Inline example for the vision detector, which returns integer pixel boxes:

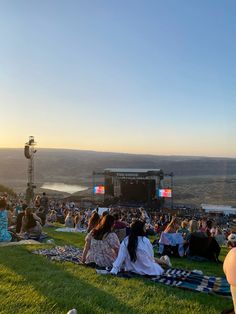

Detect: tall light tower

[24,136,37,205]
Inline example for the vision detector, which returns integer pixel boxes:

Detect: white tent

[201,204,236,215]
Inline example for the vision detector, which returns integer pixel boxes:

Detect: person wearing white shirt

[111,220,170,276]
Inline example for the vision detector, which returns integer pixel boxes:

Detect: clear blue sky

[1,0,236,156]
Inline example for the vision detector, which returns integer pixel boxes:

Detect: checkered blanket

[32,245,83,264]
[32,245,230,297]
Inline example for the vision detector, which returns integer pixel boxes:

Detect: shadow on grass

[0,246,137,314]
[0,244,232,314]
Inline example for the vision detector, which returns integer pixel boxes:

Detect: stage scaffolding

[92,168,174,208]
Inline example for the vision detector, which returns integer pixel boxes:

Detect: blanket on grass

[32,245,230,297]
[33,245,83,264]
[151,268,230,297]
[55,227,87,233]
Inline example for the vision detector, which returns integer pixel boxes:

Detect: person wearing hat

[223,232,236,314]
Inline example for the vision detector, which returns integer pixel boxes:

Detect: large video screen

[94,186,105,194]
[158,188,172,198]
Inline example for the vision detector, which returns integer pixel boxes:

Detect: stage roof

[104,168,163,176]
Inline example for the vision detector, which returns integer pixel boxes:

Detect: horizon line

[0,146,235,159]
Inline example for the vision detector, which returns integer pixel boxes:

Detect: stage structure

[92,168,174,208]
[24,136,37,205]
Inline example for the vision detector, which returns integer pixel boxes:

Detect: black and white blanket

[32,245,231,297]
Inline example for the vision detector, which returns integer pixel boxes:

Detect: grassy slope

[0,229,233,314]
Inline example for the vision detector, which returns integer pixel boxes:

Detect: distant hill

[1,148,236,191]
[0,183,16,196]
[2,148,236,206]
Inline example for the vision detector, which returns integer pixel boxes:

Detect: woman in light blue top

[0,198,12,242]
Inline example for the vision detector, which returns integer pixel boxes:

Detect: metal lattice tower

[24,136,37,205]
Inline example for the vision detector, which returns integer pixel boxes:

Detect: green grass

[0,228,233,314]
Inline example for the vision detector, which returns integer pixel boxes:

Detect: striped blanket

[32,246,230,297]
[151,268,231,297]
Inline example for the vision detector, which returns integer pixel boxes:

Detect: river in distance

[41,182,88,194]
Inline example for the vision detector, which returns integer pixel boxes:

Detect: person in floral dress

[82,214,120,267]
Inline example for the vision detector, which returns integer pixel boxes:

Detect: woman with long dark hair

[82,214,120,267]
[111,220,167,275]
[21,208,42,239]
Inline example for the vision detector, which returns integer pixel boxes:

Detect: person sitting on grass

[74,212,82,229]
[214,227,226,246]
[65,210,74,228]
[82,214,120,268]
[113,212,128,242]
[0,198,12,242]
[87,211,100,233]
[35,206,47,226]
[187,219,221,262]
[21,208,42,240]
[164,217,179,233]
[177,220,190,240]
[205,220,213,237]
[199,217,207,232]
[110,220,171,276]
[46,209,57,224]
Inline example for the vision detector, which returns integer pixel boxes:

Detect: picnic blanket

[55,227,87,233]
[0,240,41,247]
[33,245,83,264]
[32,245,230,297]
[151,268,231,297]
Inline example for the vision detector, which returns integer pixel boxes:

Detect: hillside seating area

[1,195,236,313]
[0,226,234,314]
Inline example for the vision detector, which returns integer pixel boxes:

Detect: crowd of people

[0,193,235,257]
[0,192,236,313]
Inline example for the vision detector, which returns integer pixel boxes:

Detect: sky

[1,0,236,157]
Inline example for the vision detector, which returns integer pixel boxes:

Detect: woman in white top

[111,220,166,276]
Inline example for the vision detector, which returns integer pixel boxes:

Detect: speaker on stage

[24,145,31,159]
